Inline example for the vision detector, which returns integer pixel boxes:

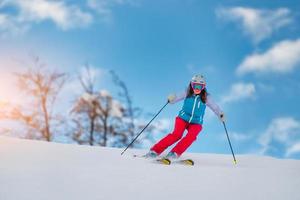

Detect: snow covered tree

[109,70,168,148]
[71,66,168,148]
[71,90,125,146]
[70,65,125,146]
[109,71,136,145]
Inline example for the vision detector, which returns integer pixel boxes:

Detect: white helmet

[191,74,206,85]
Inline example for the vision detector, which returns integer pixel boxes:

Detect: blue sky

[0,0,300,159]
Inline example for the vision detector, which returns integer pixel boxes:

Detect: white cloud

[0,0,138,35]
[0,13,29,36]
[220,131,252,142]
[237,39,300,75]
[258,117,300,156]
[0,0,93,35]
[216,7,292,44]
[87,0,137,22]
[257,82,275,93]
[221,82,256,104]
[286,142,300,157]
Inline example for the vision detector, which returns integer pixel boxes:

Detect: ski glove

[219,112,226,122]
[167,94,177,103]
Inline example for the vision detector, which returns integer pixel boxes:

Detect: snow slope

[0,136,300,200]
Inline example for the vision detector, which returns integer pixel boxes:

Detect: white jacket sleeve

[206,95,223,116]
[169,91,187,104]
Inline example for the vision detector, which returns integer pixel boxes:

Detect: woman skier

[145,74,225,160]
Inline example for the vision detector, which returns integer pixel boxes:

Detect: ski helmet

[191,74,206,85]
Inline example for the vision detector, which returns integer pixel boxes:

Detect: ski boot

[144,150,158,158]
[157,152,179,165]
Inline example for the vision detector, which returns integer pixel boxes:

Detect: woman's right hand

[167,94,177,103]
[219,112,226,122]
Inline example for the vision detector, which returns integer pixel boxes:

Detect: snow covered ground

[0,136,300,200]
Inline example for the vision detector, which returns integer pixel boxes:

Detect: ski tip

[184,159,194,166]
[157,158,171,165]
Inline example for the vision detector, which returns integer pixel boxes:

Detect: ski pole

[222,121,237,164]
[121,101,169,155]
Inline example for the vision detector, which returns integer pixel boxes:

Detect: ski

[156,158,171,165]
[133,154,194,166]
[174,159,194,166]
[133,154,159,160]
[156,158,194,166]
[133,154,145,158]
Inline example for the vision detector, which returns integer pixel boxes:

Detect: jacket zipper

[189,96,199,123]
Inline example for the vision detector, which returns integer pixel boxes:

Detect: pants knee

[169,131,183,140]
[185,131,200,142]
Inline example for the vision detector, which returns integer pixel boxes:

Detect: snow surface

[0,136,300,200]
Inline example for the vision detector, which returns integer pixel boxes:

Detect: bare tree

[73,64,98,145]
[71,65,125,146]
[109,70,166,148]
[109,70,142,147]
[71,67,168,148]
[7,56,67,141]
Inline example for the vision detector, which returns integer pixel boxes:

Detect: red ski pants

[151,117,202,156]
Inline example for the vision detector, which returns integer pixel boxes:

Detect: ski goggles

[191,82,205,90]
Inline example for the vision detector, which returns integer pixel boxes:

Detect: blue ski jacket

[170,91,223,125]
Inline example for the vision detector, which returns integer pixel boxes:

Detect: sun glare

[0,73,23,106]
